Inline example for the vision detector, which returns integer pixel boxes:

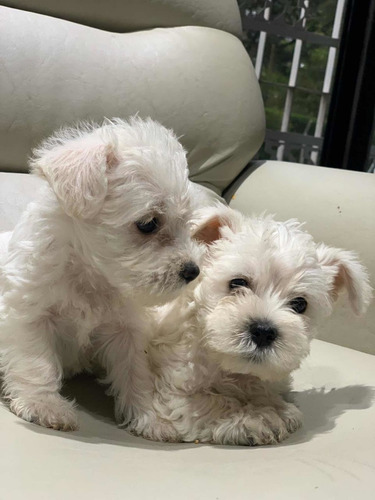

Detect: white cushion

[0,7,263,190]
[230,161,375,355]
[1,339,374,499]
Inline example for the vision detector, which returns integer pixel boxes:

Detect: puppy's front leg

[177,391,301,446]
[213,374,303,440]
[1,318,78,431]
[209,400,301,446]
[95,309,156,428]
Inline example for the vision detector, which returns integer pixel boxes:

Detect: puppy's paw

[245,422,281,446]
[246,408,289,445]
[127,412,180,443]
[212,409,285,446]
[10,393,78,431]
[277,401,303,434]
[249,402,302,445]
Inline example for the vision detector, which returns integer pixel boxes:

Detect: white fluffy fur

[0,117,203,431]
[131,205,372,445]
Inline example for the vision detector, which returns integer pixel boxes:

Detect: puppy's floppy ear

[317,244,372,315]
[192,205,243,245]
[31,126,118,219]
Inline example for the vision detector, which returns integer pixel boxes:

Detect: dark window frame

[320,0,375,171]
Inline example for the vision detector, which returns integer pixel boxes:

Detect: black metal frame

[320,0,375,171]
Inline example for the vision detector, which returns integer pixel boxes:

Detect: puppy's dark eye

[136,217,159,234]
[289,297,307,314]
[229,278,250,290]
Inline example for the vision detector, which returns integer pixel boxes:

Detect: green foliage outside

[239,0,338,149]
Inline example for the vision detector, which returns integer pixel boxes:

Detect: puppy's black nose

[249,321,278,348]
[180,261,200,283]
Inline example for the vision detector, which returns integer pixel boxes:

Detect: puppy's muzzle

[249,320,278,348]
[180,261,200,284]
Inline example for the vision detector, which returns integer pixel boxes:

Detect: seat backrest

[0,0,265,194]
[0,0,243,36]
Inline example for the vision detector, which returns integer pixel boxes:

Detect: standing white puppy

[0,117,201,431]
[135,206,372,445]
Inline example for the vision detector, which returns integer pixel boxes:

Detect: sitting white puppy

[0,117,202,431]
[135,206,372,445]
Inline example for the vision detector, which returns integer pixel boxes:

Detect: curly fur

[0,117,203,431]
[130,206,372,445]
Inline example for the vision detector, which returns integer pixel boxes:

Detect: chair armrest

[229,160,375,354]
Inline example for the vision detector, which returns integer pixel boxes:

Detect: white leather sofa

[0,1,374,498]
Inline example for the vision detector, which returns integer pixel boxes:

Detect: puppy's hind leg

[1,318,78,431]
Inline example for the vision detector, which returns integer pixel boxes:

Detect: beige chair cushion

[0,0,242,36]
[0,339,374,499]
[0,7,264,192]
[0,173,43,232]
[230,161,375,355]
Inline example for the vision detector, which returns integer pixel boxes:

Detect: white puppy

[0,117,202,431]
[134,206,372,445]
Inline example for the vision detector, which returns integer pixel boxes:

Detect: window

[238,0,375,172]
